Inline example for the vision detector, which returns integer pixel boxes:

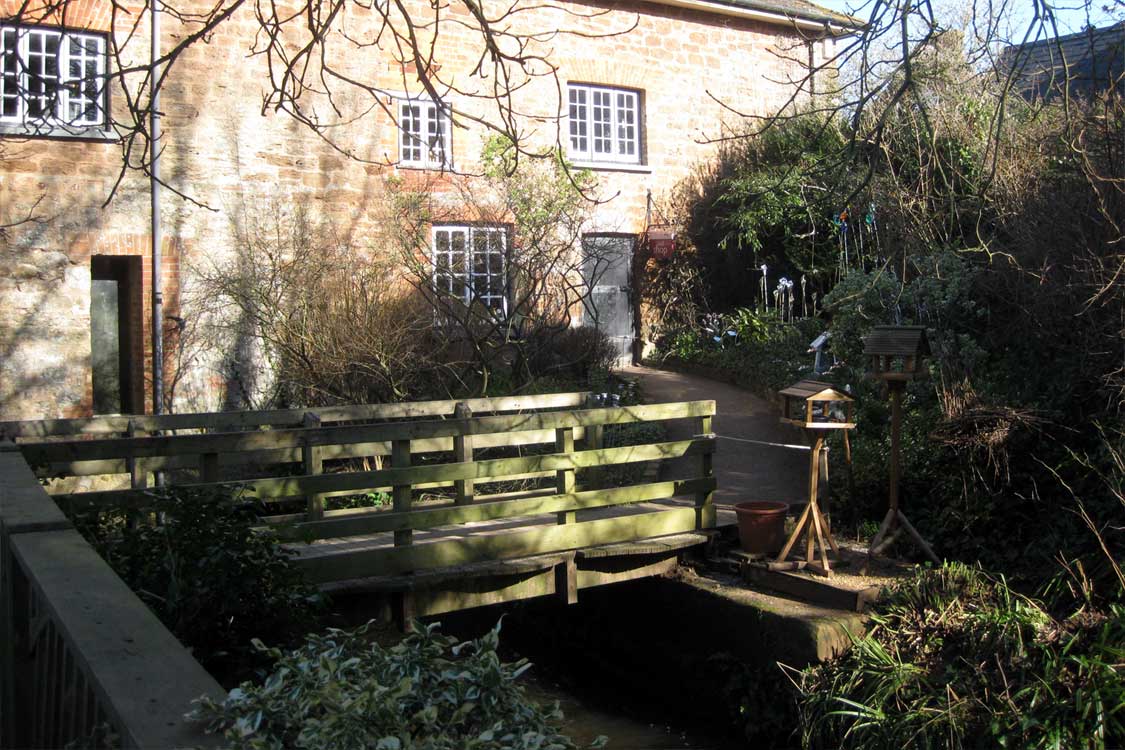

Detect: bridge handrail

[57,436,715,512]
[27,398,718,591]
[25,401,711,481]
[0,391,592,441]
[0,443,222,748]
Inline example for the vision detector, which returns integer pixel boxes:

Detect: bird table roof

[778,380,853,402]
[863,325,931,357]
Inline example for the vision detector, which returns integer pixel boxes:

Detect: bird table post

[774,380,855,577]
[863,326,940,566]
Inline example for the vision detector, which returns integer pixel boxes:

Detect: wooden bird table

[774,431,839,577]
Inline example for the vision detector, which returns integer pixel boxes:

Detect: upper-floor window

[567,83,642,165]
[399,98,451,169]
[0,25,108,136]
[431,224,508,314]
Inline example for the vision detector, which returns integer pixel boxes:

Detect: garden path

[620,365,810,510]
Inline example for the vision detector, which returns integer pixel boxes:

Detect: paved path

[620,366,810,509]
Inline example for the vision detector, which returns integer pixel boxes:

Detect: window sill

[396,162,455,173]
[569,160,651,174]
[0,122,117,142]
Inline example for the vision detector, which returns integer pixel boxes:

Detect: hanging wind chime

[866,202,881,267]
[760,264,769,313]
[835,208,850,279]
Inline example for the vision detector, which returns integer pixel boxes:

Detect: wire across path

[621,366,811,509]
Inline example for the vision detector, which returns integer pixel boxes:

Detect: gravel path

[620,365,811,509]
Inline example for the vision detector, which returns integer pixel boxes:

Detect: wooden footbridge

[6,391,718,622]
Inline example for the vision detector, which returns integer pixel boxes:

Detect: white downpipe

[150,0,163,416]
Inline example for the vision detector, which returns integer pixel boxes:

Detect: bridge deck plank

[288,498,698,560]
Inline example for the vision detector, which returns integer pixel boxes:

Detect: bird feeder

[774,380,855,577]
[779,380,855,430]
[862,325,940,566]
[864,325,930,381]
[644,228,676,261]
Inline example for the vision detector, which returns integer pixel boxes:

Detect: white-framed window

[398,98,451,169]
[0,25,108,135]
[431,224,508,314]
[567,83,641,165]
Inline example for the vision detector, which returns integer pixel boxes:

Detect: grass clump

[798,563,1125,749]
[191,620,605,750]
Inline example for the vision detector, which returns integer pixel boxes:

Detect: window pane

[27,30,62,120]
[568,87,587,155]
[486,248,504,301]
[401,103,421,163]
[1,29,18,120]
[592,89,611,155]
[616,92,636,157]
[432,226,507,311]
[401,99,449,167]
[566,84,641,164]
[0,26,106,128]
[426,104,448,166]
[434,230,452,294]
[450,230,466,299]
[67,34,104,125]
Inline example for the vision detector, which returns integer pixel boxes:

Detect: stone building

[0,0,854,420]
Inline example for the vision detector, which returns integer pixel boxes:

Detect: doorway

[90,256,142,414]
[582,233,636,367]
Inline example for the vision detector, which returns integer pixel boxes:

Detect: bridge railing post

[583,393,604,488]
[392,438,412,546]
[302,412,324,521]
[555,427,575,525]
[126,419,146,490]
[126,419,146,528]
[695,414,716,529]
[200,452,219,483]
[453,402,474,506]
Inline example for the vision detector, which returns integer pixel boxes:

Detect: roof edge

[643,0,863,33]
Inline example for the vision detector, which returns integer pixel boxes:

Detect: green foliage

[385,135,606,396]
[80,487,322,680]
[711,115,848,272]
[325,491,391,511]
[652,308,822,397]
[191,620,606,750]
[480,135,595,231]
[524,326,617,388]
[709,654,800,747]
[799,563,1125,750]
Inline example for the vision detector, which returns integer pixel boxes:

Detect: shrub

[798,563,1125,750]
[191,620,606,750]
[650,308,822,398]
[525,326,618,386]
[82,487,322,681]
[190,197,446,409]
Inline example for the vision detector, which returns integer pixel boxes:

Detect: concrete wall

[0,0,835,419]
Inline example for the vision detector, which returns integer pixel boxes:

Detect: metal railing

[0,441,222,749]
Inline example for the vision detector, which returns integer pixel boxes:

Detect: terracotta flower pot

[734,501,789,555]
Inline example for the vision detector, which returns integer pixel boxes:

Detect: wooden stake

[392,439,412,546]
[776,432,838,576]
[302,412,324,521]
[453,402,474,506]
[555,427,576,525]
[866,381,940,565]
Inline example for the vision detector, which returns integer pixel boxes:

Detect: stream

[517,669,742,750]
[334,574,766,749]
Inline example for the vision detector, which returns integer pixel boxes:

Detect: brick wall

[0,0,837,419]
